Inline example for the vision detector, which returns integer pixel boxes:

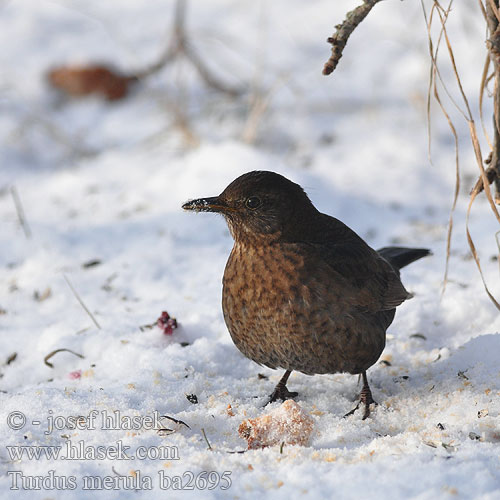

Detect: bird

[182,171,430,419]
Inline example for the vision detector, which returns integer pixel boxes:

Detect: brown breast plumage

[221,241,387,376]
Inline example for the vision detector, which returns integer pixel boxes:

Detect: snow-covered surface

[1,1,500,498]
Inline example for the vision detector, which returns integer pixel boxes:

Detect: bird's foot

[267,385,298,404]
[344,382,378,420]
[343,399,378,420]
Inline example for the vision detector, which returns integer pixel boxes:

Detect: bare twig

[323,0,385,76]
[132,0,185,80]
[485,0,500,201]
[63,274,102,329]
[10,186,31,239]
[496,230,500,271]
[471,163,499,195]
[6,353,17,365]
[160,415,191,429]
[111,466,126,477]
[44,348,85,368]
[133,0,242,96]
[488,0,500,22]
[165,96,200,147]
[242,77,287,144]
[201,428,212,451]
[478,55,493,151]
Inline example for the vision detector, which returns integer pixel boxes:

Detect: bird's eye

[245,196,262,210]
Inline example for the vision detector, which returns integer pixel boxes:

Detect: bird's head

[182,170,317,243]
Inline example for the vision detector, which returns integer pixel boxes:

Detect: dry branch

[133,0,242,96]
[323,0,385,76]
[63,274,102,330]
[484,0,500,201]
[471,161,499,195]
[10,186,31,239]
[44,348,84,368]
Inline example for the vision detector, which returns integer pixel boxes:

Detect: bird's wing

[291,238,411,313]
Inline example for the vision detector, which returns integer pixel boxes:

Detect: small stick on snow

[44,348,85,368]
[10,186,31,239]
[63,274,101,330]
[201,428,212,451]
[111,466,126,477]
[496,230,500,272]
[160,415,191,429]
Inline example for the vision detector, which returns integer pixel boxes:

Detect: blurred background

[0,0,485,177]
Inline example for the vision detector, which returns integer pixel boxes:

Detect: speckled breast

[221,242,386,375]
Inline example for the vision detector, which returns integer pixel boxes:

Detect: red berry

[157,311,178,335]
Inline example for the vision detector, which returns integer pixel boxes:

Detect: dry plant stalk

[44,348,84,368]
[422,1,461,294]
[10,186,31,239]
[242,78,286,144]
[482,0,500,199]
[133,0,241,97]
[424,0,500,309]
[63,274,102,329]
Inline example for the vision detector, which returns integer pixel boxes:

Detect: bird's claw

[344,399,378,420]
[266,386,298,405]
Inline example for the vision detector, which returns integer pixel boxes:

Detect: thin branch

[201,428,212,451]
[486,0,500,200]
[183,41,242,97]
[44,348,84,368]
[496,230,500,272]
[241,76,287,144]
[471,162,499,195]
[322,0,385,76]
[488,0,500,22]
[132,0,242,96]
[63,274,102,329]
[132,0,185,80]
[10,186,31,239]
[479,55,493,151]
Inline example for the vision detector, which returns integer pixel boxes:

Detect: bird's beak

[182,196,228,213]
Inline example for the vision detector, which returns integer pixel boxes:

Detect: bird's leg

[267,370,298,404]
[344,371,378,420]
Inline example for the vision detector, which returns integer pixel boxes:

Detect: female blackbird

[183,171,429,419]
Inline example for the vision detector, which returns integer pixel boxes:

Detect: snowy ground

[1,0,500,498]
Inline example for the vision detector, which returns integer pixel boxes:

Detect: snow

[1,0,500,498]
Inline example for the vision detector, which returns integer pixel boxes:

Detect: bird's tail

[377,246,431,271]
